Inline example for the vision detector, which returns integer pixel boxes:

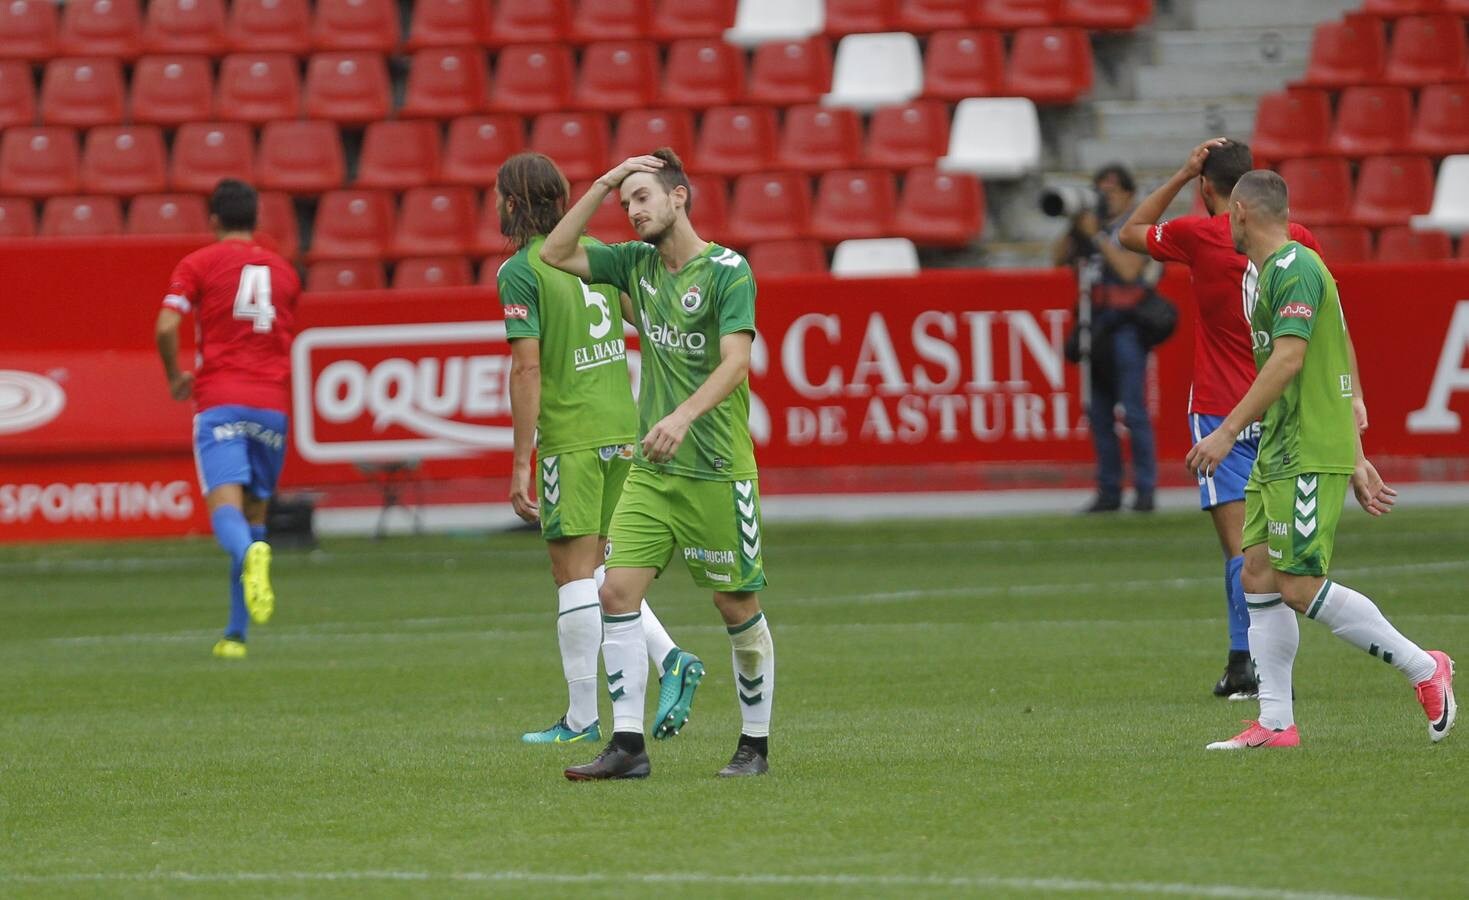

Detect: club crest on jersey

[680,284,704,313]
[1280,303,1313,320]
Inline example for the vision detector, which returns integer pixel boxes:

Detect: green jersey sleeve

[585,240,644,295]
[716,255,757,336]
[497,252,540,339]
[1268,249,1324,343]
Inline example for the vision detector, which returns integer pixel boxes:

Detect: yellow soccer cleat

[241,541,275,624]
[213,638,247,660]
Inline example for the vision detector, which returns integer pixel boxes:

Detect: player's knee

[597,577,639,615]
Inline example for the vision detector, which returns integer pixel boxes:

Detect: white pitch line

[0,869,1394,899]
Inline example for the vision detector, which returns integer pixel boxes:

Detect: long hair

[496,152,570,250]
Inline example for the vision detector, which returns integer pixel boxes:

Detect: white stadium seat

[1411,155,1469,236]
[724,0,823,48]
[938,97,1041,180]
[822,32,923,111]
[830,237,920,277]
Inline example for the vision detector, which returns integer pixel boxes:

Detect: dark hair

[496,152,570,249]
[209,179,258,232]
[1201,140,1254,196]
[1233,169,1290,220]
[650,147,692,215]
[1092,163,1135,194]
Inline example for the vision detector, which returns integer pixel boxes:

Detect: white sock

[555,578,601,732]
[594,564,607,588]
[1307,580,1436,683]
[728,611,774,738]
[602,612,648,734]
[1246,592,1297,731]
[640,601,678,672]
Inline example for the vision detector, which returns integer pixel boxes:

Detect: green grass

[3,507,1468,899]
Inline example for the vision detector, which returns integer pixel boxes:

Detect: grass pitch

[3,506,1467,899]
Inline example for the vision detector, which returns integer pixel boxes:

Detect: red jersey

[1145,214,1320,415]
[162,239,300,413]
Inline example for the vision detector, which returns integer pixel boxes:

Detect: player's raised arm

[1119,138,1224,252]
[540,155,665,280]
[642,332,752,464]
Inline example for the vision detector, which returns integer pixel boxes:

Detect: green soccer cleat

[522,717,601,744]
[212,637,247,660]
[653,649,704,740]
[241,541,275,625]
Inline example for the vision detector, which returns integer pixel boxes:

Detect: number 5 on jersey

[233,264,277,333]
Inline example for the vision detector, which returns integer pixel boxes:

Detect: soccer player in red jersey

[153,180,301,659]
[1119,140,1365,699]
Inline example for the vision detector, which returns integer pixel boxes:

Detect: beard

[639,216,675,246]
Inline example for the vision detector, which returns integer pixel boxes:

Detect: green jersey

[1249,241,1357,481]
[499,235,637,456]
[585,240,757,481]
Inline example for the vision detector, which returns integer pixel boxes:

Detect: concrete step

[1153,28,1313,67]
[1133,61,1305,100]
[1188,0,1358,29]
[1076,135,1223,171]
[1091,99,1257,141]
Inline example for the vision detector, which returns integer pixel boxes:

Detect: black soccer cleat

[1213,651,1259,700]
[564,740,651,781]
[717,743,769,778]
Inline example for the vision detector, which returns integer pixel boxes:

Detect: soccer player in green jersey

[541,149,775,779]
[495,152,704,746]
[1187,170,1456,749]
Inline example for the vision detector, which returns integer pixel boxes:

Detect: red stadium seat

[216,53,302,124]
[811,169,896,243]
[257,120,345,193]
[687,173,729,244]
[393,256,473,289]
[127,193,209,235]
[1310,225,1374,263]
[894,166,984,246]
[650,0,735,41]
[661,39,745,108]
[392,186,475,256]
[1005,28,1092,104]
[777,104,862,172]
[573,41,660,111]
[1375,225,1453,260]
[491,44,574,114]
[442,114,525,186]
[528,112,610,183]
[227,0,310,54]
[1058,0,1152,30]
[41,195,122,236]
[39,58,125,128]
[1409,83,1469,156]
[748,38,833,106]
[613,109,697,169]
[865,100,949,169]
[0,198,37,236]
[144,0,227,55]
[80,125,167,195]
[169,122,254,192]
[695,106,777,177]
[478,253,514,286]
[254,190,298,256]
[130,56,213,125]
[1301,15,1387,89]
[823,0,898,36]
[0,127,80,197]
[0,61,36,128]
[308,188,395,259]
[726,172,812,245]
[747,239,826,275]
[401,47,489,118]
[973,0,1060,29]
[923,30,1005,101]
[569,0,651,42]
[303,52,391,124]
[312,0,399,52]
[405,0,485,50]
[1251,90,1331,163]
[0,0,59,62]
[356,120,440,190]
[1277,157,1353,225]
[60,0,142,59]
[1328,86,1413,157]
[485,0,570,47]
[473,191,507,255]
[1384,14,1467,86]
[897,0,970,31]
[1362,0,1448,14]
[571,179,638,243]
[1460,236,1469,259]
[307,259,386,291]
[1351,154,1435,227]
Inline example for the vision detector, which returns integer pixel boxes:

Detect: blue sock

[250,523,267,543]
[226,557,249,640]
[1225,555,1249,652]
[212,506,253,640]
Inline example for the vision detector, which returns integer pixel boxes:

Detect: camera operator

[1051,163,1161,513]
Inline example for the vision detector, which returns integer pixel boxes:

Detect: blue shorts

[193,405,289,499]
[1188,413,1258,510]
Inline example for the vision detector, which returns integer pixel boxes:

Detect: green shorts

[1243,472,1349,576]
[606,466,767,592]
[538,444,634,541]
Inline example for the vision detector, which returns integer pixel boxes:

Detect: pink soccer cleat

[1415,651,1457,743]
[1205,720,1301,750]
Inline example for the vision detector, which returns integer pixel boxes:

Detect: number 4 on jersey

[233,264,276,333]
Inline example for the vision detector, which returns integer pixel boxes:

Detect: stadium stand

[80,125,168,195]
[1412,154,1469,233]
[0,126,81,197]
[747,238,827,275]
[391,185,475,257]
[144,0,229,56]
[687,173,731,243]
[572,41,661,111]
[256,120,346,193]
[695,106,779,176]
[1382,14,1466,85]
[392,255,473,289]
[1300,14,1387,87]
[726,171,813,244]
[312,0,400,52]
[226,0,311,55]
[307,258,386,291]
[612,109,698,171]
[1350,154,1436,228]
[126,192,210,235]
[490,44,575,114]
[441,114,525,185]
[894,166,985,246]
[661,38,745,108]
[1005,27,1094,103]
[568,0,653,44]
[404,0,484,51]
[307,189,396,260]
[60,0,143,59]
[216,53,302,124]
[39,58,126,128]
[747,37,834,105]
[1375,224,1453,260]
[356,120,442,191]
[1409,84,1469,156]
[777,105,863,172]
[823,32,924,110]
[1251,90,1332,162]
[922,29,1006,100]
[0,61,36,128]
[939,97,1041,177]
[1327,86,1414,157]
[130,56,214,125]
[169,122,253,193]
[0,197,38,236]
[40,194,123,236]
[401,47,490,118]
[724,0,823,47]
[485,0,571,47]
[527,112,609,183]
[1309,224,1375,262]
[865,100,951,169]
[254,190,299,256]
[1278,157,1355,225]
[0,0,60,62]
[303,52,393,124]
[809,168,898,242]
[830,236,920,276]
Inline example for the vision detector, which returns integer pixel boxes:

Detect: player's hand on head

[1183,137,1228,178]
[1352,397,1369,433]
[598,155,665,190]
[509,465,539,523]
[1351,458,1397,517]
[169,371,194,401]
